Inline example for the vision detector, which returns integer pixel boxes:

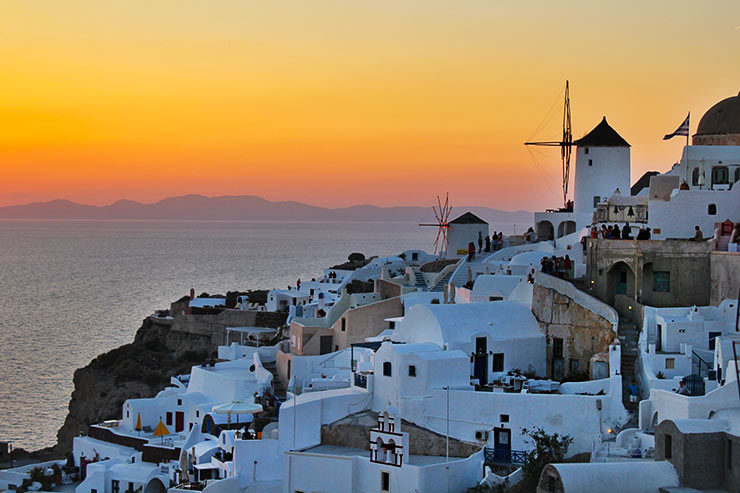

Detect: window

[92,490,97,493]
[408,365,416,377]
[584,147,589,154]
[381,472,390,491]
[735,168,740,183]
[166,412,173,426]
[500,414,509,423]
[665,358,675,370]
[492,353,505,372]
[708,203,717,215]
[692,167,701,186]
[126,411,129,418]
[553,337,564,358]
[569,359,580,375]
[383,362,392,377]
[196,410,199,418]
[489,296,503,301]
[412,252,419,261]
[177,399,182,406]
[341,318,346,332]
[709,332,721,351]
[111,481,120,493]
[588,159,593,166]
[712,166,729,185]
[653,271,670,292]
[593,196,601,208]
[128,482,134,493]
[665,434,672,459]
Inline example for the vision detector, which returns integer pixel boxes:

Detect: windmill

[525,80,574,208]
[418,193,452,255]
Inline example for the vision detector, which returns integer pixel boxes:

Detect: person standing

[622,223,631,239]
[478,232,483,253]
[626,379,640,404]
[563,255,572,279]
[485,235,491,253]
[467,242,475,262]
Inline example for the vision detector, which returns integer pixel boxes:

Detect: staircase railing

[691,350,712,378]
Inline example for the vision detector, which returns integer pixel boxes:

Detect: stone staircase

[429,270,453,292]
[413,271,428,290]
[618,320,640,413]
[261,361,286,401]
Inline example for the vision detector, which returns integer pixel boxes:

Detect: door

[616,270,627,295]
[552,358,564,381]
[474,337,488,386]
[320,335,333,355]
[175,411,184,432]
[493,427,511,463]
[656,325,663,352]
[708,332,721,351]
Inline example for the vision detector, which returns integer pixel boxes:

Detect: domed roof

[695,92,740,136]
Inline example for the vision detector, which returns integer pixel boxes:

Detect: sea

[0,219,517,451]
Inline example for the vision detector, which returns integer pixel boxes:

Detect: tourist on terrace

[492,231,498,251]
[677,379,690,395]
[478,232,483,253]
[485,234,491,252]
[622,223,632,239]
[564,255,572,279]
[692,226,703,241]
[468,242,475,262]
[612,224,621,239]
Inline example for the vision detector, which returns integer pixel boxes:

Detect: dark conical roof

[574,117,630,147]
[449,212,488,225]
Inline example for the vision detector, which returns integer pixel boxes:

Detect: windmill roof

[575,117,630,147]
[631,171,659,195]
[449,212,488,225]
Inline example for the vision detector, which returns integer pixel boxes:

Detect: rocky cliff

[53,316,211,454]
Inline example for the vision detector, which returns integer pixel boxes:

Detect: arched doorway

[557,220,577,238]
[536,221,554,241]
[606,261,635,306]
[144,478,166,493]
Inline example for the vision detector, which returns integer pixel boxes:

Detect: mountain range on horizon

[0,194,533,225]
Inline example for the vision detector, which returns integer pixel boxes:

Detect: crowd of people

[540,254,573,279]
[466,231,506,261]
[589,222,652,240]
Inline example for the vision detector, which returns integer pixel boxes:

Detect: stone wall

[532,276,617,379]
[172,309,286,348]
[320,411,481,458]
[585,238,711,308]
[710,251,740,305]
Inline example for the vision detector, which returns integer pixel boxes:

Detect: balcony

[483,447,527,466]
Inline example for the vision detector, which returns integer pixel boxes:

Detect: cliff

[53,316,211,454]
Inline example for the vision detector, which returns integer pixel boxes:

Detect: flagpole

[686,112,690,147]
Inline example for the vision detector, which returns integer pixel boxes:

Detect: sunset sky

[1,1,739,211]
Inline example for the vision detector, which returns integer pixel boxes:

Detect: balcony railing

[483,447,527,466]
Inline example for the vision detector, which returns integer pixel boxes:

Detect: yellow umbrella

[135,413,142,434]
[153,418,170,444]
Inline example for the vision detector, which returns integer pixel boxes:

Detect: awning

[194,463,219,471]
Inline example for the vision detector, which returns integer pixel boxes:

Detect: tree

[520,427,573,490]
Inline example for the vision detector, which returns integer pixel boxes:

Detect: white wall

[573,145,630,216]
[447,222,489,258]
[648,186,740,240]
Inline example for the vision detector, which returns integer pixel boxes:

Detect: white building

[395,301,547,382]
[446,212,489,258]
[535,117,631,241]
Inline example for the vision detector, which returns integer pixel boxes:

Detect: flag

[663,113,690,140]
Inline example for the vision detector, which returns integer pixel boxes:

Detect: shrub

[520,427,573,490]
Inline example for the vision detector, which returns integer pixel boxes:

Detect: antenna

[525,81,573,207]
[419,193,452,255]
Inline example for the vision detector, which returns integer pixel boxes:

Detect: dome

[693,92,740,145]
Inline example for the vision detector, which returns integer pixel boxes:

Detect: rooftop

[574,117,630,147]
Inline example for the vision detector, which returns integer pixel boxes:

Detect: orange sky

[1,1,739,210]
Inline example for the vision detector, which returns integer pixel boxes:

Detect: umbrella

[211,401,263,428]
[153,418,170,444]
